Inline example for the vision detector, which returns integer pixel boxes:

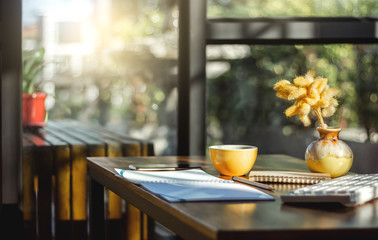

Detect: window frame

[177,0,378,155]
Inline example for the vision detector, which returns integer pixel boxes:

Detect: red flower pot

[22,92,47,127]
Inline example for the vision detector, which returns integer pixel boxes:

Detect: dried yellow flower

[273,70,339,128]
[293,76,311,87]
[285,104,299,117]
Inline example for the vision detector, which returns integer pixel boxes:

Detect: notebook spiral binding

[249,171,331,184]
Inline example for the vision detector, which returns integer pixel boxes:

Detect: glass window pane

[208,0,378,18]
[206,44,378,163]
[22,0,179,155]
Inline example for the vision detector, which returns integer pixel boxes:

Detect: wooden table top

[87,154,378,240]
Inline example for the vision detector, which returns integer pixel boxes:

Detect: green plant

[22,48,46,94]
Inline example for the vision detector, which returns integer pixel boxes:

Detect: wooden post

[178,0,207,156]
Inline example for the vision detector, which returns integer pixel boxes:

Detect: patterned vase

[305,127,353,178]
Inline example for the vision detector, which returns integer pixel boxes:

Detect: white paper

[115,168,231,184]
[115,168,274,202]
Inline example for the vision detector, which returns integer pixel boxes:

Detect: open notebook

[115,168,274,202]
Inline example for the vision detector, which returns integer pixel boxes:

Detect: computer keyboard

[281,173,378,207]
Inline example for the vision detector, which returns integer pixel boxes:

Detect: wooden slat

[70,144,87,221]
[45,123,103,240]
[55,119,154,157]
[39,131,71,221]
[69,123,149,240]
[21,136,36,237]
[46,122,106,218]
[50,121,126,240]
[24,133,53,240]
[47,121,107,240]
[126,204,142,240]
[42,126,87,221]
[35,129,71,240]
[53,120,153,240]
[66,123,125,240]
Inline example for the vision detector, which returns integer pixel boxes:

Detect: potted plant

[273,70,353,177]
[22,47,47,127]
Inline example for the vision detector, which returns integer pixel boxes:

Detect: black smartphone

[128,163,202,171]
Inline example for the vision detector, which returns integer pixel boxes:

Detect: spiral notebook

[115,168,274,202]
[249,171,331,184]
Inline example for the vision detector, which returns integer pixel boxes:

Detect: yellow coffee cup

[209,145,258,176]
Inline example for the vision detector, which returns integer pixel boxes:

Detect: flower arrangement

[273,70,339,129]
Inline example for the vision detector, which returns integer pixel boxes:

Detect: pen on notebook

[232,176,275,191]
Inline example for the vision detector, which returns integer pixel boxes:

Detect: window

[58,22,81,43]
[22,0,179,155]
[199,0,378,173]
[22,0,378,166]
[207,44,378,148]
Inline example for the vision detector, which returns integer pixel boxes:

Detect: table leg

[37,148,53,240]
[89,178,105,240]
[147,215,155,240]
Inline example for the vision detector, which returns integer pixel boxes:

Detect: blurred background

[22,0,378,171]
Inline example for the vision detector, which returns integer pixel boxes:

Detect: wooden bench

[22,120,154,240]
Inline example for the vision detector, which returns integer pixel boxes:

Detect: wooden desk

[87,155,378,240]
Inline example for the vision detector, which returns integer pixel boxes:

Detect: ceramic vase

[305,127,353,178]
